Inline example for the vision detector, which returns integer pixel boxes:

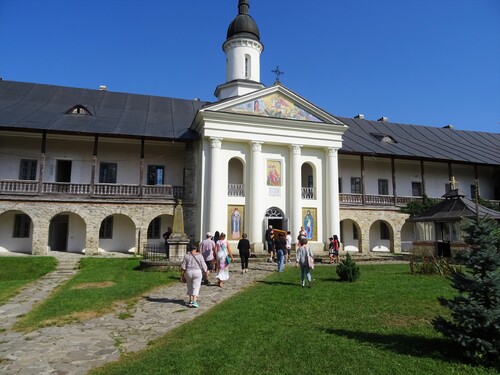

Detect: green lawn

[90,264,498,375]
[13,257,178,331]
[0,256,57,305]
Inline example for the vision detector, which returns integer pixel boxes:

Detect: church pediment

[223,92,322,122]
[202,85,344,125]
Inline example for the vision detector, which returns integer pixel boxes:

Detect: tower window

[244,55,250,78]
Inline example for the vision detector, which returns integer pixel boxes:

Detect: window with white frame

[378,179,389,195]
[351,177,361,194]
[411,181,422,196]
[19,159,37,180]
[99,163,117,184]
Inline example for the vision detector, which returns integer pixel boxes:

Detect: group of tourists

[180,226,341,307]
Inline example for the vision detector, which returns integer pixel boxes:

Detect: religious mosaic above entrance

[225,93,322,122]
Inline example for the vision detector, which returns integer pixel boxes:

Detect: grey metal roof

[0,80,207,140]
[0,81,499,167]
[338,117,500,166]
[407,195,500,222]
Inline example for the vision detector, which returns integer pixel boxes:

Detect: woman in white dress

[215,232,234,287]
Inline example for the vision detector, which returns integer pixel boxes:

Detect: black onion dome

[226,0,260,42]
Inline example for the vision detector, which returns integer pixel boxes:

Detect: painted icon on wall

[267,160,282,186]
[228,205,244,240]
[302,208,317,241]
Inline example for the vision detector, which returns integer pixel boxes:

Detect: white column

[209,137,223,233]
[327,147,340,239]
[250,141,264,250]
[291,144,302,238]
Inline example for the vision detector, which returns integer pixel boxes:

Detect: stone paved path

[0,251,277,375]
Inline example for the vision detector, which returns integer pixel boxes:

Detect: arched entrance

[264,207,288,231]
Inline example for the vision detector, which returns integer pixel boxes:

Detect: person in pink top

[180,244,209,308]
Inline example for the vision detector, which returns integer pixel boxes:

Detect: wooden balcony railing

[339,193,430,206]
[0,180,184,200]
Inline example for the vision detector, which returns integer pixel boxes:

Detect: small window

[99,216,113,239]
[380,222,390,240]
[147,217,161,239]
[338,178,342,194]
[244,55,250,78]
[351,177,361,194]
[445,183,452,194]
[147,166,164,185]
[66,105,91,115]
[19,159,37,180]
[99,163,117,183]
[370,133,397,144]
[378,179,389,195]
[13,214,30,238]
[352,223,358,240]
[412,181,422,196]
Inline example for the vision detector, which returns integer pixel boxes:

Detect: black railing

[142,243,169,261]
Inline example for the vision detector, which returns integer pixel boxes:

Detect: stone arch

[146,213,173,245]
[264,206,287,231]
[369,220,394,252]
[48,211,86,253]
[340,218,362,252]
[400,221,415,253]
[98,214,136,254]
[0,209,34,254]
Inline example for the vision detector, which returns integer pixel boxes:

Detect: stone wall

[340,206,410,253]
[0,199,178,255]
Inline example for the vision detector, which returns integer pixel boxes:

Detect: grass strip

[14,257,177,331]
[0,256,57,305]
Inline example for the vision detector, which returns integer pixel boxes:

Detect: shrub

[433,218,500,367]
[409,256,462,276]
[400,195,439,217]
[336,252,360,282]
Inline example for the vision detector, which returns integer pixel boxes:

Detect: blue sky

[1,0,499,133]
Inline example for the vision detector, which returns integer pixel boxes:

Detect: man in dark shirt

[275,232,287,272]
[265,225,274,262]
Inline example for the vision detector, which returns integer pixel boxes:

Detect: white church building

[0,0,499,255]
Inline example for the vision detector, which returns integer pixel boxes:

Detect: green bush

[336,252,360,282]
[433,218,500,367]
[409,256,462,276]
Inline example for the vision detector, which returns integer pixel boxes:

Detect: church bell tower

[215,0,265,100]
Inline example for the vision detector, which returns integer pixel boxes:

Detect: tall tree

[433,218,500,366]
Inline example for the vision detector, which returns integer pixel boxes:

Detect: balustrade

[228,183,244,197]
[0,179,180,199]
[301,187,315,199]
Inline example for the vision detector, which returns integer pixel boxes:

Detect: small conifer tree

[432,218,500,366]
[336,252,360,282]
